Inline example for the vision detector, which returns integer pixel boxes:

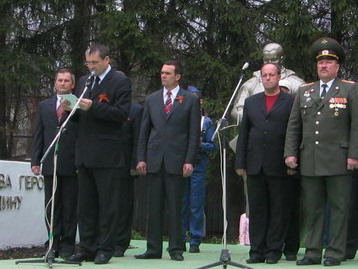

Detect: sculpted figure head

[262,43,284,65]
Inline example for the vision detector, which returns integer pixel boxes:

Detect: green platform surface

[2,240,357,269]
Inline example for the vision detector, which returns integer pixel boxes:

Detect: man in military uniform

[285,37,358,266]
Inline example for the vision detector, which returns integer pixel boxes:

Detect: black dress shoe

[285,254,297,261]
[66,252,95,262]
[345,250,356,260]
[246,256,265,264]
[59,252,73,260]
[113,247,125,257]
[189,244,200,253]
[134,253,162,259]
[296,257,321,265]
[323,257,341,266]
[266,258,278,264]
[170,253,184,261]
[94,252,111,264]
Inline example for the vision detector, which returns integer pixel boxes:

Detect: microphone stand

[16,74,94,268]
[196,65,254,269]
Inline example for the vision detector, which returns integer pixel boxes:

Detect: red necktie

[57,105,65,121]
[164,91,173,114]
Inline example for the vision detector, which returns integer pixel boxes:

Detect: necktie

[321,84,328,98]
[57,105,65,121]
[164,91,173,114]
[92,76,100,90]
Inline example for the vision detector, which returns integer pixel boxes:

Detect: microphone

[242,62,249,70]
[85,71,96,86]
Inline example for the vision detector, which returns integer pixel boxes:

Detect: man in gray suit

[285,37,358,266]
[135,60,201,261]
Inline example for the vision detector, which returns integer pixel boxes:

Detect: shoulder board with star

[342,79,356,84]
[300,82,315,87]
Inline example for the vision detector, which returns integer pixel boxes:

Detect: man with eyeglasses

[64,44,131,264]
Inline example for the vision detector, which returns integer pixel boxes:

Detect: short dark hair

[164,60,183,76]
[55,68,75,83]
[261,62,281,75]
[85,44,110,59]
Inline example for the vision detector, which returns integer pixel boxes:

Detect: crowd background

[1,0,358,242]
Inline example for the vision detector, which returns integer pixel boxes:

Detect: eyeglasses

[84,61,99,66]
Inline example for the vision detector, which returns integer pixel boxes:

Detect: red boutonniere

[175,95,184,104]
[98,93,110,103]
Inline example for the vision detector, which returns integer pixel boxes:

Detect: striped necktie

[57,105,65,121]
[164,91,173,114]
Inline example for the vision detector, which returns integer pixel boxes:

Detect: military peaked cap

[310,37,345,63]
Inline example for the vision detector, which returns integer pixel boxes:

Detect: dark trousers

[146,168,185,256]
[115,172,135,251]
[346,173,358,256]
[44,174,78,254]
[247,172,290,260]
[283,175,301,256]
[301,175,351,261]
[77,166,126,255]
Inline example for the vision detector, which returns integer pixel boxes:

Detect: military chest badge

[304,89,314,97]
[329,97,347,116]
[303,89,315,102]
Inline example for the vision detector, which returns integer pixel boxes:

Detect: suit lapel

[267,91,285,117]
[256,93,266,117]
[166,88,185,121]
[48,96,59,124]
[153,89,166,120]
[90,69,113,99]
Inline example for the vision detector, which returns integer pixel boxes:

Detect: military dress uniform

[284,37,358,265]
[285,78,358,262]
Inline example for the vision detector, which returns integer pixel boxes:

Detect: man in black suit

[114,102,143,257]
[135,60,201,261]
[65,44,131,264]
[31,69,78,260]
[235,63,295,264]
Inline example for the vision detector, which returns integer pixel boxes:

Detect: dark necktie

[57,105,65,121]
[164,91,173,114]
[93,76,100,90]
[321,83,328,98]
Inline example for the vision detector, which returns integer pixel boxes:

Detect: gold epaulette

[300,82,315,87]
[342,79,356,84]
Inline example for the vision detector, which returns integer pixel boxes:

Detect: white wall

[0,160,47,249]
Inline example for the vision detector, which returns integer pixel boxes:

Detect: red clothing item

[265,94,279,113]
